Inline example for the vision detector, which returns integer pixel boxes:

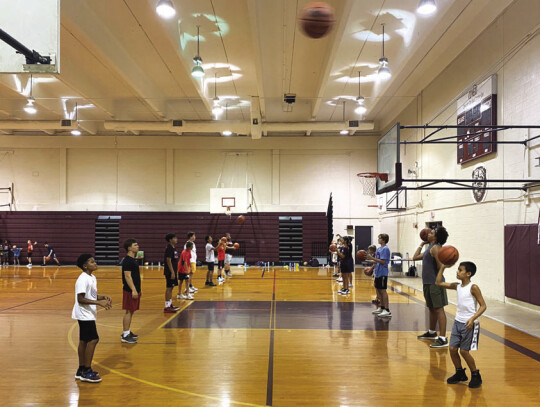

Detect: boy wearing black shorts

[121,239,141,344]
[178,241,194,299]
[72,254,111,383]
[163,233,180,313]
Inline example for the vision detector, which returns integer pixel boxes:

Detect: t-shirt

[72,272,98,321]
[339,245,354,272]
[12,248,21,256]
[217,245,226,261]
[163,244,179,276]
[27,243,34,252]
[178,249,192,274]
[374,246,391,277]
[46,246,55,255]
[184,241,197,263]
[122,256,141,292]
[422,243,441,285]
[205,243,215,263]
[225,241,234,260]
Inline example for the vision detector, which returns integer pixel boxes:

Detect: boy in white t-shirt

[205,236,217,287]
[186,232,198,293]
[72,254,112,383]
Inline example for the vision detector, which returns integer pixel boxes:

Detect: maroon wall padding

[0,211,327,264]
[504,224,540,306]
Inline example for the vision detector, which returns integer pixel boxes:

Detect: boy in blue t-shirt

[366,234,391,317]
[12,245,22,265]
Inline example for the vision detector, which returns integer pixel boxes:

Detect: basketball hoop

[357,173,388,197]
[225,206,232,217]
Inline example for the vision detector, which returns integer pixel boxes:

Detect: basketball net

[356,173,388,197]
[225,206,232,217]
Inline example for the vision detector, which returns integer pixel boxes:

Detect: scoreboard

[456,76,497,165]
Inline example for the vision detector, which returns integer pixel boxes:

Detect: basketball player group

[329,227,486,389]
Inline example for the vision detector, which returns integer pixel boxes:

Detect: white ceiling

[0,0,514,137]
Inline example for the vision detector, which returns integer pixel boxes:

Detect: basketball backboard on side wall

[0,0,60,73]
[377,123,403,194]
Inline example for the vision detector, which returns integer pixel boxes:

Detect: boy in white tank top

[436,261,487,389]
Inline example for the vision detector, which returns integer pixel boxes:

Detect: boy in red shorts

[178,241,194,300]
[121,239,141,344]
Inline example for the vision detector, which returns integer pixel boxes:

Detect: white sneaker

[372,307,383,314]
[27,264,32,268]
[337,277,343,282]
[378,309,392,317]
[185,294,194,300]
[189,287,197,293]
[177,293,186,299]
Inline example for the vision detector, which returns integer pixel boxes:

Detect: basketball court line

[388,284,540,363]
[266,264,277,406]
[0,292,65,312]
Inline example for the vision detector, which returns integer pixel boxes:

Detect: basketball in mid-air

[233,243,240,249]
[298,2,335,39]
[438,245,459,266]
[356,250,367,262]
[236,215,245,224]
[420,228,431,242]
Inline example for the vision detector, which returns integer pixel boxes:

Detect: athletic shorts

[190,263,196,274]
[165,273,178,288]
[122,290,141,311]
[178,272,190,281]
[218,259,225,269]
[450,320,480,351]
[78,320,99,342]
[207,262,215,272]
[423,284,448,308]
[225,254,232,265]
[374,276,388,289]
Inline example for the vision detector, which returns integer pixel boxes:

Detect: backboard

[210,188,249,214]
[0,0,60,73]
[376,123,402,194]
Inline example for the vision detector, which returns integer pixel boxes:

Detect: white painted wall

[382,0,540,301]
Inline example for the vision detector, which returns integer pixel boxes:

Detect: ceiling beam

[246,0,267,120]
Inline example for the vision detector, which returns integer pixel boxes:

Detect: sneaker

[217,276,224,283]
[338,289,350,295]
[177,293,186,299]
[208,282,217,287]
[337,277,343,282]
[225,272,232,277]
[75,367,84,380]
[378,309,392,317]
[81,370,102,383]
[164,306,178,313]
[417,331,438,340]
[205,281,211,286]
[169,305,180,311]
[447,368,468,384]
[189,286,198,293]
[121,334,137,344]
[185,294,194,300]
[332,273,339,277]
[468,370,482,388]
[27,264,32,268]
[372,307,384,314]
[430,337,449,348]
[128,331,139,339]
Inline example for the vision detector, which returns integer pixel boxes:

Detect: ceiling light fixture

[417,0,437,15]
[71,102,82,135]
[222,130,232,136]
[340,130,348,135]
[156,0,176,19]
[212,74,223,117]
[377,24,391,81]
[24,75,37,114]
[191,26,205,78]
[355,71,367,115]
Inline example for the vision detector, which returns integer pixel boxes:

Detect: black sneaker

[208,282,217,287]
[81,370,102,383]
[447,368,468,384]
[417,331,438,340]
[121,334,137,344]
[205,281,210,286]
[468,370,482,388]
[75,367,84,380]
[430,337,449,348]
[128,331,139,339]
[332,274,339,277]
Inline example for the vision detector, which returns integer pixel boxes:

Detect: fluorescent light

[340,130,349,135]
[71,129,82,136]
[417,0,437,15]
[156,0,176,18]
[24,99,37,114]
[222,130,232,136]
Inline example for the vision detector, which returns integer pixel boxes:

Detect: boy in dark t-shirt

[163,233,180,313]
[121,239,141,344]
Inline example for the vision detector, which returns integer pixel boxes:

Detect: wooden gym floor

[1,265,540,406]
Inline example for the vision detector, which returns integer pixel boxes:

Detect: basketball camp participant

[178,241,194,299]
[121,239,141,344]
[185,232,198,294]
[224,233,236,277]
[163,233,180,313]
[42,242,61,266]
[205,236,217,287]
[413,227,449,348]
[335,236,354,295]
[366,234,391,317]
[436,261,486,388]
[2,239,10,265]
[216,238,226,283]
[72,254,112,383]
[364,245,380,305]
[27,240,37,268]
